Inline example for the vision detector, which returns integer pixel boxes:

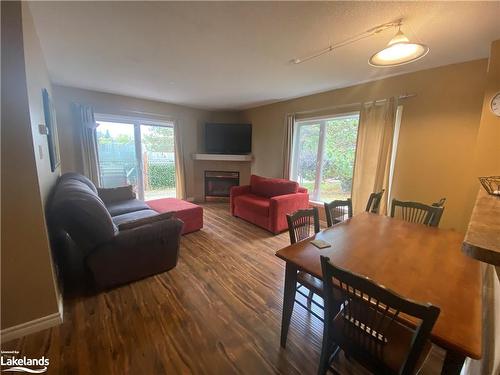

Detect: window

[96,115,176,200]
[387,105,403,203]
[290,113,360,202]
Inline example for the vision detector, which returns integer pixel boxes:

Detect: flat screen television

[205,123,252,154]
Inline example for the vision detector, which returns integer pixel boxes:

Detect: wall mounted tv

[205,123,252,155]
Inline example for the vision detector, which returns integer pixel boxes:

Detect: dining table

[275,212,482,375]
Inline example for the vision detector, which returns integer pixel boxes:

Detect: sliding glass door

[290,113,360,202]
[141,125,176,200]
[96,117,176,200]
[96,121,140,191]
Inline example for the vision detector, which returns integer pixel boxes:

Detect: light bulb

[369,29,428,67]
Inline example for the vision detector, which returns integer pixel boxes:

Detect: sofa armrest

[86,218,183,289]
[269,192,310,234]
[298,187,308,194]
[230,185,251,215]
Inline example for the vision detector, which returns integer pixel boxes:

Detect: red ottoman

[146,198,203,235]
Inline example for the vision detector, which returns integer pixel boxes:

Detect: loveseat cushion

[111,209,160,227]
[117,211,175,231]
[233,193,270,217]
[98,185,136,204]
[250,175,299,198]
[106,199,151,217]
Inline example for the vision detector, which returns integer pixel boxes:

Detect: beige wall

[1,2,60,330]
[242,60,488,232]
[474,40,500,176]
[23,3,61,204]
[52,86,243,200]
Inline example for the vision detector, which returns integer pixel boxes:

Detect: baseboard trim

[1,310,63,343]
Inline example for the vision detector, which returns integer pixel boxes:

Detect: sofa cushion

[111,209,159,227]
[118,211,174,231]
[50,177,115,252]
[250,174,299,198]
[233,194,270,217]
[106,199,151,217]
[98,185,136,204]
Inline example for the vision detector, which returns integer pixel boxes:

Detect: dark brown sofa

[48,173,183,290]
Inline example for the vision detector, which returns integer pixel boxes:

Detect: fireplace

[204,171,240,200]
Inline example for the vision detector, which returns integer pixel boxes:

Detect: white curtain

[73,103,101,186]
[173,121,186,199]
[282,114,295,179]
[351,98,397,215]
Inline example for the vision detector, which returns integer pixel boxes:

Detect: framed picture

[42,88,60,172]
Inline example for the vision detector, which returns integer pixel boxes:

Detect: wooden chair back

[365,190,385,214]
[430,198,446,227]
[390,199,443,227]
[320,256,440,375]
[286,207,320,245]
[432,198,446,207]
[324,199,353,227]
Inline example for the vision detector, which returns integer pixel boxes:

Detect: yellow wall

[1,2,60,331]
[52,86,244,201]
[242,60,488,232]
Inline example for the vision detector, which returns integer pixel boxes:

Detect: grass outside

[144,188,176,200]
[300,180,351,202]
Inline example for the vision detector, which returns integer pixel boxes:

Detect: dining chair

[430,197,446,227]
[365,189,385,214]
[286,208,323,319]
[390,199,444,227]
[318,256,440,375]
[324,199,353,227]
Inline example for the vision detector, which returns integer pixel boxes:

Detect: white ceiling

[29,1,500,111]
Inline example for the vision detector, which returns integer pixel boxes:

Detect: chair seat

[297,271,323,295]
[233,194,270,217]
[330,307,432,374]
[111,209,158,226]
[106,199,150,217]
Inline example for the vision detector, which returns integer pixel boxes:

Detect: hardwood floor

[2,203,445,374]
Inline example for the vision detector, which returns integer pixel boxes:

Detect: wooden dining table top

[275,212,482,360]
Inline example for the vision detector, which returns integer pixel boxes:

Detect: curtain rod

[115,109,178,120]
[91,107,181,122]
[291,93,416,116]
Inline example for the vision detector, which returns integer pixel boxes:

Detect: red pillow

[250,175,299,198]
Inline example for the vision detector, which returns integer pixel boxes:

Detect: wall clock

[491,92,500,117]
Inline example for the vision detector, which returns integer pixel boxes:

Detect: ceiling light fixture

[290,19,428,68]
[368,27,429,67]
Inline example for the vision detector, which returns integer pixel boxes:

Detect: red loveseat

[230,175,309,234]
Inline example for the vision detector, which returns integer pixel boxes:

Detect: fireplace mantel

[192,153,253,162]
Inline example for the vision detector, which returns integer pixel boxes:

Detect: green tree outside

[296,116,359,200]
[142,126,174,153]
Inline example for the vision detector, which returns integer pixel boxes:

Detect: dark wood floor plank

[2,203,445,374]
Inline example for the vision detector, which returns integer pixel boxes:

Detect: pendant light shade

[369,29,429,67]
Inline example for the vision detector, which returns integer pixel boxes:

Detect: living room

[1,1,499,374]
